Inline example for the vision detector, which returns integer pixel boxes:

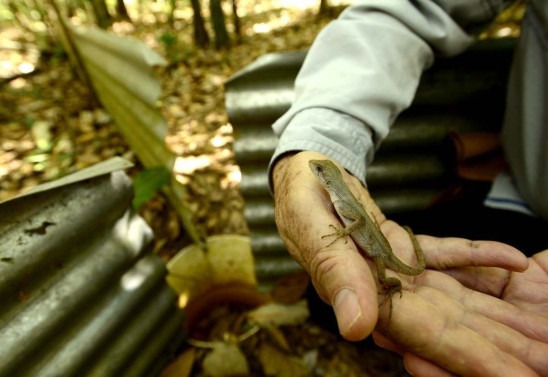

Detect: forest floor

[0,1,344,255]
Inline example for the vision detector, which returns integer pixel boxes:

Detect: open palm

[374,245,548,377]
[272,151,548,376]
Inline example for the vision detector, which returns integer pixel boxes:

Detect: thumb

[316,244,380,340]
[273,152,379,340]
[280,212,379,340]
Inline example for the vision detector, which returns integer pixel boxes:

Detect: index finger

[417,235,528,272]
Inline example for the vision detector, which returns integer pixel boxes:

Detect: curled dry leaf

[247,300,309,327]
[263,325,291,352]
[202,342,249,377]
[166,234,257,301]
[184,282,270,334]
[271,270,310,304]
[160,347,195,377]
[258,343,309,377]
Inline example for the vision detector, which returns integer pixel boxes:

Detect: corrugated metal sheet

[225,38,515,286]
[68,24,201,246]
[0,158,183,377]
[69,24,172,170]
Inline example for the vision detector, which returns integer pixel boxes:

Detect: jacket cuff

[268,107,374,191]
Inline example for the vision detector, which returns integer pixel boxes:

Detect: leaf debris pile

[1,3,340,259]
[162,273,408,377]
[0,69,132,200]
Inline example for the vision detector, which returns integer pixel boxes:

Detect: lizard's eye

[315,166,323,173]
[325,180,331,186]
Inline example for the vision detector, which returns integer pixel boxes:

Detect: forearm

[269,0,508,185]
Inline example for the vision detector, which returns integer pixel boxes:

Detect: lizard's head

[308,159,342,187]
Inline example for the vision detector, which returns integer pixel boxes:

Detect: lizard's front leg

[321,199,364,247]
[321,224,350,247]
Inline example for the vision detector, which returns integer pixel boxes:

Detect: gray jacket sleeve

[269,0,511,184]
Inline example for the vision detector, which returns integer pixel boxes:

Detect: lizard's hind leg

[378,283,403,320]
[375,257,403,320]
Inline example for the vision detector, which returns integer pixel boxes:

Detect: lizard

[308,159,426,318]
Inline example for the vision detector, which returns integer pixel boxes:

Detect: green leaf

[132,166,170,210]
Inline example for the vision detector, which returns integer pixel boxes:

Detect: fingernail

[333,288,361,335]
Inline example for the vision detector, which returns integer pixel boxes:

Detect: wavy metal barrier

[0,159,183,377]
[225,38,515,285]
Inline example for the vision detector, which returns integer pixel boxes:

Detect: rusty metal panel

[226,39,515,286]
[68,25,200,246]
[68,25,173,170]
[0,159,183,377]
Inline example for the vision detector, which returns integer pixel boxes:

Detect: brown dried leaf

[271,270,310,304]
[258,344,308,377]
[160,347,195,377]
[324,353,366,377]
[202,342,249,377]
[247,300,309,327]
[263,325,290,352]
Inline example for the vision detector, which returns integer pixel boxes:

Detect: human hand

[272,151,528,342]
[373,250,548,377]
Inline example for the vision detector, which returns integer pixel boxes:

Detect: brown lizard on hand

[309,159,426,318]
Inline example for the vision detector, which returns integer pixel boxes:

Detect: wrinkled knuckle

[273,162,294,201]
[273,203,285,229]
[307,249,339,291]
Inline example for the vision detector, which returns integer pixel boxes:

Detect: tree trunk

[115,0,132,22]
[7,1,32,33]
[69,0,94,22]
[90,0,112,29]
[210,0,230,49]
[190,0,210,47]
[232,0,241,38]
[318,0,330,16]
[168,0,176,26]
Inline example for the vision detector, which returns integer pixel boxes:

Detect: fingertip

[333,287,377,341]
[495,242,529,271]
[403,353,456,377]
[372,331,404,354]
[516,250,529,271]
